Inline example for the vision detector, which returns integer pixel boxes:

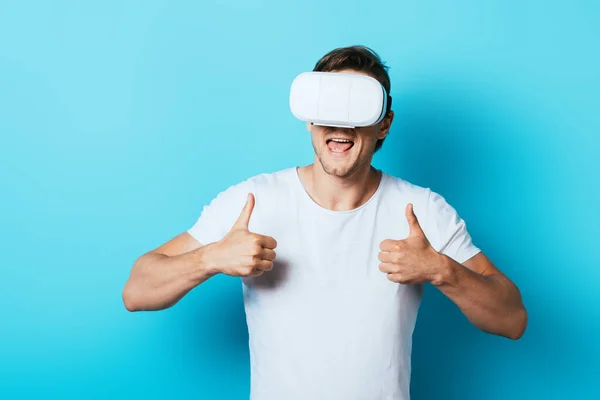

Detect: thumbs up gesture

[378,203,444,285]
[209,193,278,278]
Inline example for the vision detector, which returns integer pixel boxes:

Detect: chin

[320,159,358,178]
[313,141,366,178]
[325,166,350,178]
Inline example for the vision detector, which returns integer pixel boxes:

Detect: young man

[122,46,527,400]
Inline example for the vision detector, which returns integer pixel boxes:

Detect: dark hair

[313,45,392,153]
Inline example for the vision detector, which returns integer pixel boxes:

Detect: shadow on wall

[386,78,594,399]
[162,278,251,399]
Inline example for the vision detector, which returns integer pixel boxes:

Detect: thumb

[233,193,255,230]
[405,203,425,237]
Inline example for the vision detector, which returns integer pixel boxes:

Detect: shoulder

[381,171,432,209]
[245,167,297,188]
[214,167,296,207]
[383,172,428,194]
[381,172,463,225]
[382,172,457,212]
[219,167,294,192]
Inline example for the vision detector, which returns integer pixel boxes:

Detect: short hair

[313,45,391,153]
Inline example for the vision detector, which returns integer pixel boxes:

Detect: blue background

[1,1,599,399]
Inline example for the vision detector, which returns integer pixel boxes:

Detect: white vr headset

[289,71,392,128]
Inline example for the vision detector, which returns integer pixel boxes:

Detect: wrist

[192,244,221,279]
[430,252,456,287]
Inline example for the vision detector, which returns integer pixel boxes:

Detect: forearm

[123,245,219,312]
[433,254,527,339]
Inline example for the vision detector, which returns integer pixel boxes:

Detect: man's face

[307,69,394,179]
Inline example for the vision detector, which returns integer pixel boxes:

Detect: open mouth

[326,138,355,154]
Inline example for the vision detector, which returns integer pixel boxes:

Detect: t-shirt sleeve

[187,178,255,245]
[424,189,481,264]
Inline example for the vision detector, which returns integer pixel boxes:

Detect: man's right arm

[121,193,277,312]
[122,233,219,312]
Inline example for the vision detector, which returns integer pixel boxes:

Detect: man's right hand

[207,193,278,278]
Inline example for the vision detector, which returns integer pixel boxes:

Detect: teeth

[330,139,352,143]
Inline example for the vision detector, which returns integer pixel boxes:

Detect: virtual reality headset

[289,71,392,128]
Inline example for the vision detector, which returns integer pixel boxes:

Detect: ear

[378,110,394,140]
[306,122,312,133]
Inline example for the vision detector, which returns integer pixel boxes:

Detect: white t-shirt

[188,167,481,400]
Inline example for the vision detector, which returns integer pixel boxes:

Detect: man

[122,45,527,400]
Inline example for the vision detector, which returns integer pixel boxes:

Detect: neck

[297,160,382,211]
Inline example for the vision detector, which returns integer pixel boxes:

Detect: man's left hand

[378,203,446,285]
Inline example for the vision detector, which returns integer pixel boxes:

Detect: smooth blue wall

[1,1,598,399]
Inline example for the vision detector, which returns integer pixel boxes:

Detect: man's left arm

[378,203,527,340]
[433,250,527,340]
